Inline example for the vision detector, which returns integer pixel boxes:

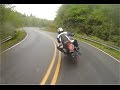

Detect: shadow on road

[62,54,80,66]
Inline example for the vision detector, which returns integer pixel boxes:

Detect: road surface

[1,27,120,84]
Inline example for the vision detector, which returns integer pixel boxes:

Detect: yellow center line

[51,40,62,85]
[38,31,62,85]
[40,33,57,85]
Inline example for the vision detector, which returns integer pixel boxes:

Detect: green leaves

[0,4,53,40]
[54,4,120,47]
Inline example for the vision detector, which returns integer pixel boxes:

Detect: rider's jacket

[57,32,74,47]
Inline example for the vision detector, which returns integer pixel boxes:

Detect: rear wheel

[71,52,77,63]
[72,57,78,64]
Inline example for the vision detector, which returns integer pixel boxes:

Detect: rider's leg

[74,39,79,49]
[57,44,64,52]
[73,39,81,54]
[57,44,67,54]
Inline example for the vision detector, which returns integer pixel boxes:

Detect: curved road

[1,27,120,84]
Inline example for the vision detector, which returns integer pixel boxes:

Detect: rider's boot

[63,48,67,54]
[75,46,81,55]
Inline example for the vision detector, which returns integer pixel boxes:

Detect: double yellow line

[39,32,61,85]
[51,41,61,85]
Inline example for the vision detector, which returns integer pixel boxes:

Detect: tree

[54,4,120,47]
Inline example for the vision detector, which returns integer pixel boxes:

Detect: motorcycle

[63,40,79,63]
[57,33,80,63]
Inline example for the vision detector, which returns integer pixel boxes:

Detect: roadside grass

[81,34,119,48]
[0,29,26,52]
[44,27,56,33]
[74,35,120,60]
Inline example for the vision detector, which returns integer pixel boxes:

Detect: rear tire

[71,52,77,64]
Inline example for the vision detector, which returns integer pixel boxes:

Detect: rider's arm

[57,35,61,43]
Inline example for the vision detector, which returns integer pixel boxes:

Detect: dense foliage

[0,4,120,47]
[54,4,120,47]
[0,4,52,40]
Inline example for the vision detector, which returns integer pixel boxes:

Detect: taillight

[67,42,74,51]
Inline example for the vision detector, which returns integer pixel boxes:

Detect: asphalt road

[1,27,120,84]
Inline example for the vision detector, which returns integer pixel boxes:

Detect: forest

[54,4,120,47]
[0,4,120,47]
[0,4,52,41]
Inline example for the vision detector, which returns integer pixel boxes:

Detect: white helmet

[58,27,64,34]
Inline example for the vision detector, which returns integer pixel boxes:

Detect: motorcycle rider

[57,27,80,53]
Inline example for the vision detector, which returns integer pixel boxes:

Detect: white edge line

[79,40,120,62]
[1,30,28,54]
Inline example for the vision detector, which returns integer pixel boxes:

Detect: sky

[12,4,62,20]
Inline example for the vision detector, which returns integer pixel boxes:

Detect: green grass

[44,27,56,33]
[74,35,120,60]
[0,29,26,52]
[86,35,119,47]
